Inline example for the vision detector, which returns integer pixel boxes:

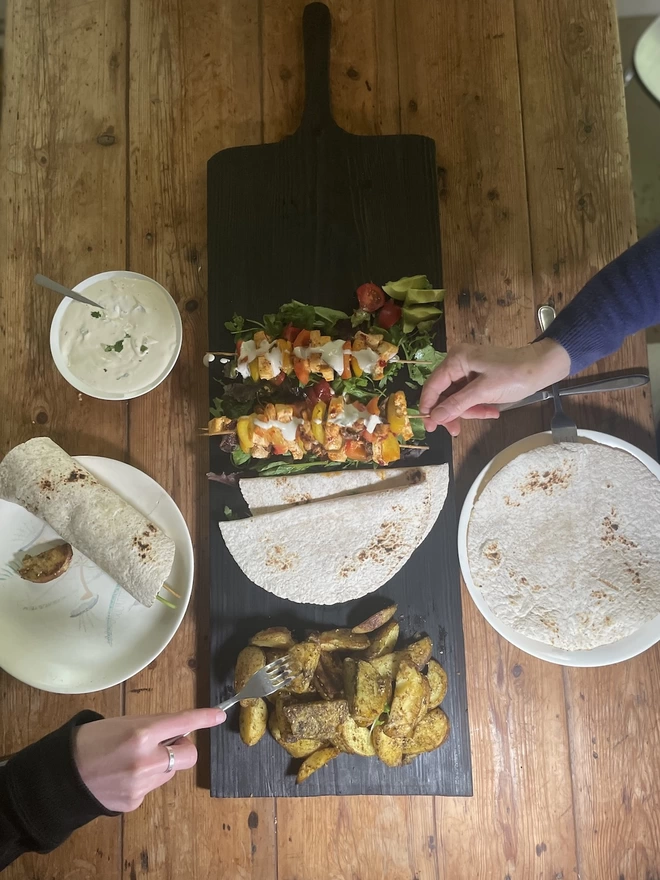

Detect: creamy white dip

[58,276,178,394]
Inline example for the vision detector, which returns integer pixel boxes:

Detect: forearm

[0,711,116,869]
[543,226,660,374]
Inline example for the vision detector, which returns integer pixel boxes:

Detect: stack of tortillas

[468,442,660,650]
[219,465,449,604]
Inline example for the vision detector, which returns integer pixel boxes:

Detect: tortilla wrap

[467,442,660,650]
[221,465,449,604]
[0,437,175,607]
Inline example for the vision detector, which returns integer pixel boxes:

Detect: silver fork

[538,305,579,443]
[162,655,295,746]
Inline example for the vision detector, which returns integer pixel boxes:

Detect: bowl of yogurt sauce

[50,271,182,400]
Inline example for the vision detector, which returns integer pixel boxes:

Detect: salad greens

[212,276,447,475]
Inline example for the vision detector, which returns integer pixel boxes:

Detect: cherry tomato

[293,358,310,385]
[356,282,385,312]
[305,379,333,405]
[282,324,300,343]
[293,328,311,348]
[377,299,402,330]
[344,439,369,461]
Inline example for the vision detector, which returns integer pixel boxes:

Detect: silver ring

[164,745,175,773]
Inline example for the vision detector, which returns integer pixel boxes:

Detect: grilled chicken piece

[318,362,335,381]
[352,331,367,352]
[327,447,347,462]
[19,543,73,583]
[324,398,345,450]
[252,426,271,447]
[257,356,276,380]
[275,404,294,423]
[207,416,234,435]
[251,445,270,458]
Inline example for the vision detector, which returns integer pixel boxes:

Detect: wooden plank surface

[1,0,658,877]
[0,0,127,877]
[396,2,580,878]
[515,3,660,880]
[122,1,276,878]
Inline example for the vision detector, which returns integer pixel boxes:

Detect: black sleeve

[0,711,119,870]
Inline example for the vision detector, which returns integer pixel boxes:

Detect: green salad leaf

[314,306,349,332]
[403,344,446,385]
[225,313,246,334]
[231,448,252,467]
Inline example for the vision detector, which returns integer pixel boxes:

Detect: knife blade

[499,373,650,412]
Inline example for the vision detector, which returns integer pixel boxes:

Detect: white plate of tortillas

[219,465,449,604]
[0,439,193,693]
[458,431,660,666]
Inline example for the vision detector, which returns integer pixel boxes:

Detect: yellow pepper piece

[351,355,363,378]
[249,359,260,382]
[237,416,255,453]
[386,391,407,435]
[312,401,327,446]
[380,433,401,464]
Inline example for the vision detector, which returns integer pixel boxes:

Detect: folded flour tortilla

[467,442,660,650]
[0,437,175,607]
[220,465,449,604]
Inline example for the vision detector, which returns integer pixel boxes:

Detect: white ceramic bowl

[458,430,660,667]
[50,270,183,401]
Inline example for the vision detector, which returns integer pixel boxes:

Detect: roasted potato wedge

[239,699,268,746]
[344,658,390,727]
[249,626,295,649]
[296,746,341,784]
[405,636,433,671]
[264,647,288,664]
[267,711,325,758]
[314,652,344,701]
[284,700,348,741]
[369,652,400,681]
[401,708,450,755]
[383,659,425,739]
[372,725,403,767]
[288,641,321,693]
[19,542,73,583]
[352,604,398,634]
[235,646,266,707]
[317,629,370,652]
[415,675,431,726]
[427,659,448,709]
[364,620,400,659]
[334,713,376,757]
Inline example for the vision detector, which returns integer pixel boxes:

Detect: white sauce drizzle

[253,417,302,442]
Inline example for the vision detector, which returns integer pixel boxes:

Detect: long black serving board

[207,2,471,798]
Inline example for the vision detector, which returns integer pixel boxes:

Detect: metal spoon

[34,274,104,310]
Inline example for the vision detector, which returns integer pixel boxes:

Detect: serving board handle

[300,2,336,133]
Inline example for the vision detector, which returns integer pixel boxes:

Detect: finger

[428,377,490,425]
[461,404,501,420]
[157,738,198,775]
[149,708,226,743]
[419,351,469,415]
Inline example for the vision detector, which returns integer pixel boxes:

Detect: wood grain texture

[0,0,127,876]
[1,0,657,877]
[515,1,660,877]
[396,1,579,877]
[123,1,275,878]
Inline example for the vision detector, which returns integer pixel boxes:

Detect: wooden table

[1,1,658,877]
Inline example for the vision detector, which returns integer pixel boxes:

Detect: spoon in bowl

[35,274,104,310]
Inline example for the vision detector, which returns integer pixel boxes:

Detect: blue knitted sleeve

[544,226,660,374]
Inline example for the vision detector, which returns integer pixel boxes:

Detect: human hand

[420,338,570,436]
[73,708,226,812]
